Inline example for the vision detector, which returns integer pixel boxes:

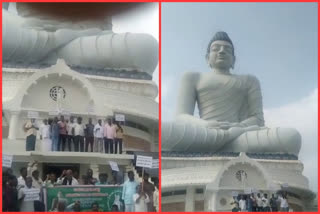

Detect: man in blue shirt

[122,171,138,212]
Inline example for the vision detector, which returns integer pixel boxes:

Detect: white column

[185,186,195,212]
[207,191,217,211]
[8,111,20,140]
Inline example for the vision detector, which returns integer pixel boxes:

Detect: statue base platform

[161,152,316,212]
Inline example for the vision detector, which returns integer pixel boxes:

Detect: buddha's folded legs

[57,32,158,74]
[3,9,158,74]
[161,121,245,152]
[220,127,301,155]
[162,122,301,156]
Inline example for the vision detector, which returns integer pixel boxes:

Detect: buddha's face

[207,40,235,70]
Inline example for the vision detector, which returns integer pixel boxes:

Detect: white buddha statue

[3,3,158,77]
[162,32,301,156]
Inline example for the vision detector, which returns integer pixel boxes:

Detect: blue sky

[161,3,318,192]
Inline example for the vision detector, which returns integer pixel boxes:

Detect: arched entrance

[5,59,112,140]
[205,153,276,211]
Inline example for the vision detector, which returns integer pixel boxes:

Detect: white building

[161,153,316,212]
[2,2,159,181]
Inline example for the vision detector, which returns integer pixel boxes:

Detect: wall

[162,202,185,212]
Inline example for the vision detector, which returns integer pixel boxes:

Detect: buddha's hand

[206,120,223,129]
[206,121,243,130]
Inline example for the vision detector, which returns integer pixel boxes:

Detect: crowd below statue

[24,116,124,154]
[3,164,159,212]
[231,192,290,212]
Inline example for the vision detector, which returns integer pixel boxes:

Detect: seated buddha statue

[3,3,158,76]
[162,31,301,156]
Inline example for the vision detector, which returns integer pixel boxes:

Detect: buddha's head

[206,31,236,71]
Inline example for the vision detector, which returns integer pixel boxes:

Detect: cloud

[264,88,318,192]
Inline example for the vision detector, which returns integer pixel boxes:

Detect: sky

[161,3,318,192]
[113,3,159,101]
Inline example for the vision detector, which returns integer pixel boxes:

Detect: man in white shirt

[18,176,40,212]
[153,183,159,212]
[57,169,79,186]
[94,119,104,153]
[278,194,289,211]
[30,170,43,190]
[66,116,76,151]
[262,193,270,211]
[133,185,150,212]
[74,117,85,152]
[17,167,28,189]
[256,193,263,212]
[239,195,246,211]
[40,119,51,152]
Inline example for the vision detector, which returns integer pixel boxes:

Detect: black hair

[20,167,27,174]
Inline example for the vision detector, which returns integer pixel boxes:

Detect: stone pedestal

[161,152,316,212]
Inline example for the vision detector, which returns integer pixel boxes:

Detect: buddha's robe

[162,72,301,155]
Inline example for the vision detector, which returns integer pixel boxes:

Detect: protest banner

[152,159,159,169]
[136,155,153,192]
[2,154,13,168]
[24,188,40,201]
[244,188,252,194]
[49,111,59,116]
[136,155,153,168]
[109,161,119,172]
[45,185,123,212]
[114,114,125,122]
[61,110,71,116]
[231,191,238,197]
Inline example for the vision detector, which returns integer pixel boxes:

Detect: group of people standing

[3,165,159,212]
[122,171,159,212]
[232,192,289,212]
[25,116,124,154]
[3,163,47,212]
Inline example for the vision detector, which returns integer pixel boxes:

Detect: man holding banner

[18,176,40,212]
[142,173,155,212]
